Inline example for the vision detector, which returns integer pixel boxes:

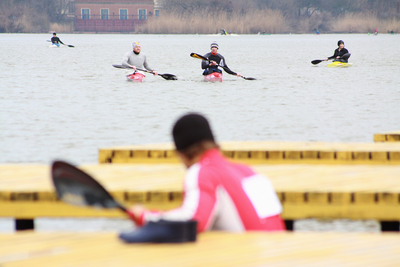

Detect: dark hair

[172,113,215,151]
[337,40,344,46]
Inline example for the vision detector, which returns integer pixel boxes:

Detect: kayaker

[127,113,286,233]
[324,40,351,63]
[51,32,64,47]
[201,42,241,77]
[122,41,158,76]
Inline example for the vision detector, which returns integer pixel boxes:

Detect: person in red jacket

[129,113,286,232]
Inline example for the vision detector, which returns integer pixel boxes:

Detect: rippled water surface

[1,33,399,164]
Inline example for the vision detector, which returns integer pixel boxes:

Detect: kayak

[49,43,61,48]
[204,72,223,82]
[327,61,352,68]
[126,72,145,82]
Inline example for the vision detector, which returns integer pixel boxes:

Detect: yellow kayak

[327,61,352,67]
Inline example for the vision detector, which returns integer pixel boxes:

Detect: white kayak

[49,43,62,48]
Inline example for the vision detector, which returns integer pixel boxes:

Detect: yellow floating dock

[99,141,400,164]
[374,131,400,142]
[1,231,400,266]
[2,164,400,220]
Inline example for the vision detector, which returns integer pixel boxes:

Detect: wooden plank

[374,131,400,142]
[99,141,400,164]
[1,232,400,266]
[374,133,387,142]
[1,164,400,220]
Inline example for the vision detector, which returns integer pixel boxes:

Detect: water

[1,33,399,164]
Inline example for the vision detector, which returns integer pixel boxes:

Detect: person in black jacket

[51,33,64,47]
[324,40,351,63]
[201,42,241,77]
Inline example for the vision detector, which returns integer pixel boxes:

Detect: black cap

[172,113,215,151]
[338,40,344,46]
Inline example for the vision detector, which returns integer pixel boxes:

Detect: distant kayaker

[51,32,64,47]
[122,41,158,76]
[324,40,351,63]
[201,42,241,77]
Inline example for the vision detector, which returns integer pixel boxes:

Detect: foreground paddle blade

[52,161,122,210]
[67,45,75,48]
[242,76,256,80]
[311,59,323,65]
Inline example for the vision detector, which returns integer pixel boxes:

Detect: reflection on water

[1,33,399,164]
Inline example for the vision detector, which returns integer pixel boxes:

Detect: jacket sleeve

[219,55,237,75]
[327,49,338,59]
[122,51,131,67]
[142,164,218,232]
[201,53,211,69]
[143,55,153,71]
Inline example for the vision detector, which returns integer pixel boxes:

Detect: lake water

[1,33,399,164]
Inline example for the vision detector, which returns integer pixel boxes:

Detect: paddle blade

[190,53,208,61]
[51,161,123,210]
[311,59,323,65]
[160,74,178,80]
[112,64,128,69]
[242,76,256,80]
[67,45,75,48]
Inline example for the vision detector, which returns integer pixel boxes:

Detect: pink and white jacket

[140,148,285,232]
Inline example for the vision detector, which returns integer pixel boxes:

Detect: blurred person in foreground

[128,113,285,232]
[324,40,351,63]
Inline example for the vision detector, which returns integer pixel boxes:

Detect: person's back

[128,113,285,233]
[192,148,284,231]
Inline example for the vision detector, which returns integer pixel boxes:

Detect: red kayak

[126,72,145,82]
[204,72,222,82]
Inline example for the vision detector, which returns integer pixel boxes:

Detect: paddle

[112,64,177,80]
[51,161,139,224]
[311,59,325,65]
[47,40,74,47]
[190,52,256,80]
[311,53,351,65]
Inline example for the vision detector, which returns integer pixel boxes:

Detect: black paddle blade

[67,45,74,48]
[51,161,123,210]
[112,64,129,69]
[311,59,323,65]
[242,76,256,80]
[160,74,178,80]
[190,53,208,61]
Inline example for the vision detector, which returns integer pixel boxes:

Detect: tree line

[0,0,72,33]
[160,0,399,19]
[1,0,399,33]
[145,0,400,33]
